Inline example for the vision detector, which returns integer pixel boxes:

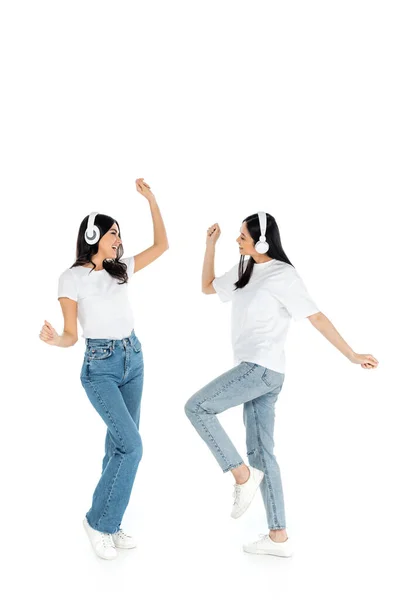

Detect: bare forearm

[202,245,216,290]
[148,197,168,249]
[310,313,354,360]
[56,331,78,348]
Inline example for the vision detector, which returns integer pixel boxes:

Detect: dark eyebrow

[110,228,119,234]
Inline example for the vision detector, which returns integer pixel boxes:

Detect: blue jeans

[80,330,144,534]
[185,361,286,530]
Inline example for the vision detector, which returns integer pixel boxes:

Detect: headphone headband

[258,211,267,241]
[255,211,270,254]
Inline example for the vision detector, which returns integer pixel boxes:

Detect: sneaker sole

[113,542,137,549]
[231,470,264,519]
[243,547,293,558]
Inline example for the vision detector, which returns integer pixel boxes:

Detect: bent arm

[133,196,169,273]
[307,311,354,360]
[57,297,79,347]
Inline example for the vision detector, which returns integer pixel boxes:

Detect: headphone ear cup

[255,240,270,254]
[85,225,100,245]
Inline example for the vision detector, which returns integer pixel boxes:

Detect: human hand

[349,352,379,369]
[206,223,221,247]
[135,178,156,202]
[39,320,60,346]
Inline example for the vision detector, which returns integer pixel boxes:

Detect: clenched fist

[39,320,60,346]
[206,223,221,246]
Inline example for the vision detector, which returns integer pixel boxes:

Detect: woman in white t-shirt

[185,211,378,558]
[39,178,169,560]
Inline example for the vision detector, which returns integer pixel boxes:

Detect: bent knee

[184,399,194,418]
[131,438,143,462]
[119,433,143,458]
[184,394,201,419]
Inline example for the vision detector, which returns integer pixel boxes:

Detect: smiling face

[236,221,257,257]
[98,222,121,259]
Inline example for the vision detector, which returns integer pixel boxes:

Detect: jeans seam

[222,460,244,473]
[261,369,271,386]
[87,354,112,362]
[252,400,281,529]
[83,378,126,531]
[192,363,257,471]
[84,378,126,452]
[192,409,232,470]
[201,362,258,404]
[85,344,114,361]
[95,453,125,532]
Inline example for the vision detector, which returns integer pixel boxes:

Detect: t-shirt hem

[57,294,77,302]
[234,356,285,375]
[292,307,320,321]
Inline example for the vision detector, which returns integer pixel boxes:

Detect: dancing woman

[185,211,378,557]
[39,179,168,560]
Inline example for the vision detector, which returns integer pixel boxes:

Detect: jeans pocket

[132,337,142,353]
[87,345,114,360]
[261,368,273,387]
[262,368,285,392]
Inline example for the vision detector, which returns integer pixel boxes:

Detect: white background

[1,1,399,599]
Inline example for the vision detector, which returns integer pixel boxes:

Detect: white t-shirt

[57,257,135,340]
[212,259,319,373]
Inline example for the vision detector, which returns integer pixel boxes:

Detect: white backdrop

[1,1,399,599]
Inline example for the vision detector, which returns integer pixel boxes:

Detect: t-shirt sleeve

[212,264,239,303]
[273,273,320,321]
[121,256,135,279]
[58,269,78,302]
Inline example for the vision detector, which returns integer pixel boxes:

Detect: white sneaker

[112,528,137,549]
[83,518,117,560]
[243,533,293,557]
[231,466,264,519]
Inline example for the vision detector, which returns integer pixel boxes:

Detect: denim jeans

[80,330,144,534]
[185,361,286,530]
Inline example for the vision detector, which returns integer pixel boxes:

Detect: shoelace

[101,533,116,549]
[232,485,242,506]
[116,529,130,539]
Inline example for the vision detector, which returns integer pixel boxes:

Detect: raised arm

[39,298,78,348]
[202,223,220,294]
[307,312,379,369]
[132,178,169,273]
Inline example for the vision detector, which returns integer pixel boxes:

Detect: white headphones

[254,211,270,254]
[84,212,100,245]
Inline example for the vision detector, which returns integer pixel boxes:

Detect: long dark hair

[234,212,293,289]
[71,213,128,284]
